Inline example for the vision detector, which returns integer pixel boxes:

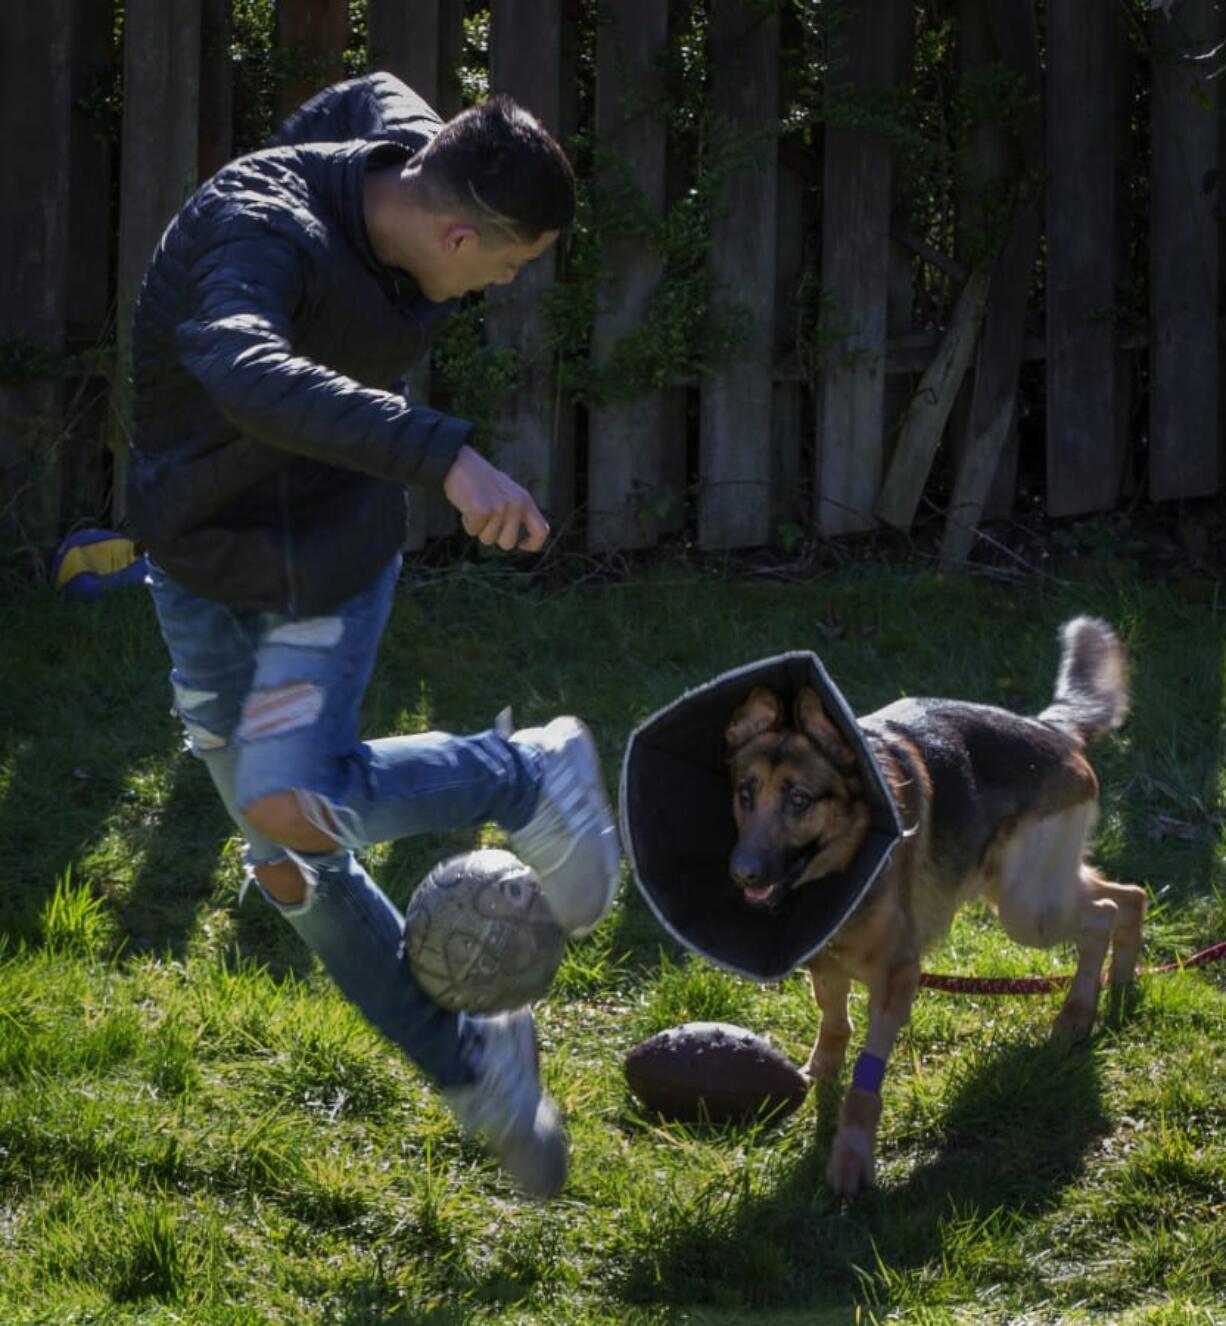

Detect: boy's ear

[726,687,784,752]
[442,223,478,254]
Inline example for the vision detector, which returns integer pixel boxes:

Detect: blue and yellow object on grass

[51,529,151,602]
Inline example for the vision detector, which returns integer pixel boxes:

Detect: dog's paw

[802,1051,845,1085]
[1102,980,1142,1028]
[1050,998,1096,1042]
[826,1126,875,1197]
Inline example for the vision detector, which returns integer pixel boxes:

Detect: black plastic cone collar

[619,652,903,982]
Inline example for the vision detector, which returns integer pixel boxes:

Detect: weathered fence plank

[366,0,465,547]
[771,148,807,534]
[274,0,348,122]
[1115,14,1139,495]
[111,0,201,521]
[1046,0,1121,516]
[553,3,587,534]
[67,0,114,344]
[950,0,1016,522]
[369,0,441,104]
[877,263,990,530]
[698,0,779,549]
[940,199,1040,563]
[64,0,117,520]
[815,0,906,537]
[199,0,234,180]
[940,0,1041,564]
[0,0,74,563]
[588,0,670,552]
[882,15,919,489]
[1150,0,1220,501]
[368,0,464,117]
[486,0,565,517]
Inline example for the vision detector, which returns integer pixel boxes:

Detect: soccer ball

[403,849,567,1013]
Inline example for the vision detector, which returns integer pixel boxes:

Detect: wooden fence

[1,0,1223,574]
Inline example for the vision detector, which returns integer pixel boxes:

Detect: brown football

[623,1021,809,1124]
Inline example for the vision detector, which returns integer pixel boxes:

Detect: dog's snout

[731,851,762,889]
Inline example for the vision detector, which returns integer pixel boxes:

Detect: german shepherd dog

[725,617,1147,1198]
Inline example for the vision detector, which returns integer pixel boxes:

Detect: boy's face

[427,228,559,302]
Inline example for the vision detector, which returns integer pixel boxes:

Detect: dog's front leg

[803,960,852,1084]
[827,956,920,1198]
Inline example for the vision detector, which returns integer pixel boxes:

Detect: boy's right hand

[442,444,550,552]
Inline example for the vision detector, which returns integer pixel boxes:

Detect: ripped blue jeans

[145,555,543,1087]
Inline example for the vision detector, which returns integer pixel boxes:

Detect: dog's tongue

[743,883,777,906]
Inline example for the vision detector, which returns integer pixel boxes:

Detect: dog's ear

[795,689,857,771]
[726,687,784,751]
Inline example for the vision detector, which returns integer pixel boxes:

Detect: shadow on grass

[614,1033,1109,1313]
[0,642,187,947]
[113,755,230,958]
[103,753,323,981]
[0,738,133,943]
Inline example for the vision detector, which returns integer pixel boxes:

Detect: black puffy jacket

[126,73,473,615]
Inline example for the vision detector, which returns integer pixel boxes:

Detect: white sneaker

[443,1010,568,1199]
[506,716,621,936]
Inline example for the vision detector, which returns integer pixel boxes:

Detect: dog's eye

[787,790,814,812]
[736,781,754,809]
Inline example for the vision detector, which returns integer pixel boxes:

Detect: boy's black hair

[418,94,575,244]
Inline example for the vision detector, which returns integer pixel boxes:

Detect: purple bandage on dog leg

[852,1051,886,1094]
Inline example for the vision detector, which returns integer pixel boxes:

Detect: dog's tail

[1038,616,1129,745]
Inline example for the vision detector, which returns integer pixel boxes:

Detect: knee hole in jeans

[170,681,231,754]
[244,790,339,853]
[255,858,308,905]
[238,681,324,741]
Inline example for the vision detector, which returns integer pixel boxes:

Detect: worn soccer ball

[403,849,566,1013]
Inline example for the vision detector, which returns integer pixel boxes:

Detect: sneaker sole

[556,720,621,933]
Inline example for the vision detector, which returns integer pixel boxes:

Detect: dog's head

[725,686,871,910]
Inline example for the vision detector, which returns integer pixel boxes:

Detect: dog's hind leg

[992,807,1126,1039]
[803,961,852,1084]
[1052,868,1148,1037]
[1102,875,1147,988]
[1051,872,1118,1040]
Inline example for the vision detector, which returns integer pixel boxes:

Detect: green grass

[1,557,1224,1324]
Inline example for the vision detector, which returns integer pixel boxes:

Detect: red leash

[917,939,1226,995]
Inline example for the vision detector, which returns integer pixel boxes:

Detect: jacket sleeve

[268,72,443,151]
[175,228,470,489]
